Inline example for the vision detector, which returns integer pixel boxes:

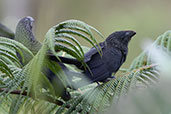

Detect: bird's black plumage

[83,31,136,82]
[49,30,136,86]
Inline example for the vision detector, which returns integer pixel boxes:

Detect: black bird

[49,30,136,86]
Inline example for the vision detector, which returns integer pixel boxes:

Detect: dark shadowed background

[0,0,171,67]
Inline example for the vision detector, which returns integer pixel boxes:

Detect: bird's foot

[103,76,115,82]
[96,81,100,86]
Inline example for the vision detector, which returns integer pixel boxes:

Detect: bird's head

[105,30,136,49]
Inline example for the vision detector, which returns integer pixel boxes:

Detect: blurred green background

[0,0,171,67]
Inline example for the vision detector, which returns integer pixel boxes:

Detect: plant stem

[0,88,67,106]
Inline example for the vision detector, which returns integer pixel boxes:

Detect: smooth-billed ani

[49,30,136,86]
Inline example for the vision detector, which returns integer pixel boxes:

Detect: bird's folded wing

[84,42,105,62]
[83,62,110,82]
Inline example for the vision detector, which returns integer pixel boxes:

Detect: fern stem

[0,88,69,107]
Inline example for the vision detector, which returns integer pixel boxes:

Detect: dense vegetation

[0,18,170,114]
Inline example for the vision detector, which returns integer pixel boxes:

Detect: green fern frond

[1,18,171,114]
[1,19,103,114]
[55,38,83,57]
[53,20,103,58]
[0,37,33,66]
[0,60,13,78]
[0,23,14,39]
[129,30,171,71]
[55,34,84,56]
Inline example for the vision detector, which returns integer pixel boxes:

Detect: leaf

[0,23,14,39]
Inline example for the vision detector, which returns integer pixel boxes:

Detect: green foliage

[0,23,14,39]
[0,19,171,114]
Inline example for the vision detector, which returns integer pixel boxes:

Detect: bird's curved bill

[125,30,136,38]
